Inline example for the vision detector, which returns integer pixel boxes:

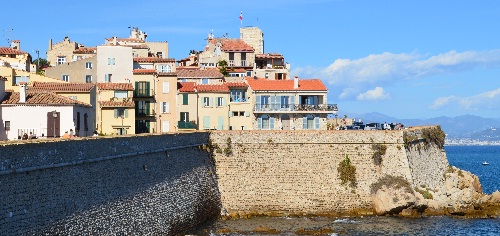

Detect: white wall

[96,46,133,83]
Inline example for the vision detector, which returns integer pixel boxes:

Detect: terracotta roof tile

[176,68,223,78]
[133,69,155,74]
[229,68,247,73]
[178,82,196,93]
[97,83,134,91]
[0,47,26,55]
[73,47,97,54]
[256,53,284,59]
[98,100,135,107]
[1,92,91,106]
[157,72,177,76]
[196,84,229,93]
[226,82,248,88]
[245,77,327,91]
[209,38,254,52]
[134,57,175,63]
[31,81,95,92]
[105,37,145,43]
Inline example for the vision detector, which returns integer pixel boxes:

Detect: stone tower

[240,27,264,54]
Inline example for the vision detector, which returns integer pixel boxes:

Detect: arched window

[258,115,275,130]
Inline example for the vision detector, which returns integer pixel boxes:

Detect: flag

[239,11,243,21]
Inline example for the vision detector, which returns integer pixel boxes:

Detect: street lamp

[52,111,58,138]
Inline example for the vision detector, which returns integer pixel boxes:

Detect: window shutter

[290,95,295,110]
[203,116,210,129]
[228,111,233,117]
[270,117,275,130]
[165,102,169,113]
[163,82,169,94]
[315,117,320,129]
[258,117,262,130]
[303,117,307,129]
[183,94,189,105]
[256,95,261,110]
[146,82,150,96]
[114,109,118,118]
[125,109,129,118]
[244,111,249,117]
[222,97,226,106]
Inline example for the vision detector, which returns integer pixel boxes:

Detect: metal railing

[254,104,338,112]
[134,89,155,97]
[178,121,197,129]
[136,109,155,116]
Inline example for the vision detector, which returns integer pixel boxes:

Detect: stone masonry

[0,133,220,235]
[210,128,449,217]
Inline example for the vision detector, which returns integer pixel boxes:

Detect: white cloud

[356,87,390,101]
[431,88,500,110]
[293,49,500,101]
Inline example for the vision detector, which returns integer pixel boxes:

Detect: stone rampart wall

[0,133,220,235]
[210,127,447,216]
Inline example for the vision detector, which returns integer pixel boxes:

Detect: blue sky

[3,0,500,119]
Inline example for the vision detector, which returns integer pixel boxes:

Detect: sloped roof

[226,82,248,88]
[73,47,96,54]
[31,81,95,92]
[97,83,134,91]
[209,38,254,52]
[245,77,327,91]
[176,68,223,78]
[1,92,91,107]
[178,82,196,93]
[133,69,155,74]
[98,100,135,107]
[256,53,284,59]
[196,84,229,93]
[0,47,26,55]
[134,57,175,63]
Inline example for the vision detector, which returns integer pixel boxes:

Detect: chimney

[294,76,299,89]
[19,82,27,103]
[113,36,117,45]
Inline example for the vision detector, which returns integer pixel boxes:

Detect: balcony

[136,108,155,117]
[254,104,338,113]
[178,121,197,129]
[134,89,155,97]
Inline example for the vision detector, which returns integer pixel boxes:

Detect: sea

[189,145,500,236]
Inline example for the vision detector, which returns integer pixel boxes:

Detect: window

[57,56,66,65]
[114,91,128,99]
[68,96,77,100]
[180,78,187,82]
[246,71,252,76]
[180,112,189,122]
[240,111,245,116]
[156,52,163,58]
[76,112,80,133]
[232,111,239,117]
[84,113,88,131]
[201,78,209,84]
[114,108,127,118]
[62,75,69,82]
[258,115,274,130]
[230,90,246,102]
[85,62,92,69]
[303,115,319,130]
[158,65,171,73]
[105,74,112,82]
[162,82,170,93]
[5,121,10,131]
[203,97,211,107]
[135,81,150,96]
[216,97,224,107]
[85,75,93,83]
[14,76,29,85]
[182,94,189,105]
[107,58,116,65]
[162,102,169,113]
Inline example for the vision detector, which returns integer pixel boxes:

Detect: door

[47,111,60,137]
[162,121,170,132]
[281,115,290,130]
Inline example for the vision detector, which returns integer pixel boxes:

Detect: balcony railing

[134,89,155,97]
[136,109,155,116]
[254,104,338,112]
[178,121,197,129]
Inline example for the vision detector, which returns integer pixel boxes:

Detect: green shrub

[370,175,412,194]
[421,126,446,149]
[414,187,434,199]
[371,144,387,165]
[337,155,357,188]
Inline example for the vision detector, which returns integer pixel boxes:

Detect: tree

[32,58,50,75]
[218,59,229,76]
